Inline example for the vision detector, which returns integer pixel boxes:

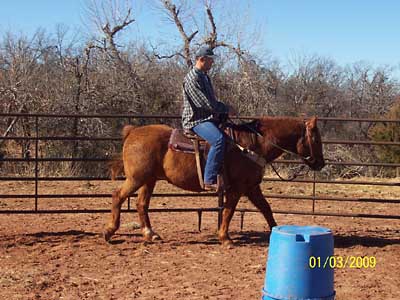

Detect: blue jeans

[192,121,226,184]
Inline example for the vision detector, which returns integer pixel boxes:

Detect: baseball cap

[195,46,216,59]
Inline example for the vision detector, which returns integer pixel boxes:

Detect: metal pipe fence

[1,113,399,230]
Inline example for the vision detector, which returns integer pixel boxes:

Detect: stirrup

[203,175,224,193]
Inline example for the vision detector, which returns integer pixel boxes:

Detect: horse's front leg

[218,190,241,247]
[245,185,277,229]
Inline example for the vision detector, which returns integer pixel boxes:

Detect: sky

[0,0,399,76]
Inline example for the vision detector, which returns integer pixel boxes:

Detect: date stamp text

[309,256,376,269]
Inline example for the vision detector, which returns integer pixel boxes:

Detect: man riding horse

[182,46,235,192]
[104,47,325,246]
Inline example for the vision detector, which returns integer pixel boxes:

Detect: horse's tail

[109,125,138,180]
[122,125,137,143]
[110,155,124,181]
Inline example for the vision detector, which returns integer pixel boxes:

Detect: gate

[1,113,399,230]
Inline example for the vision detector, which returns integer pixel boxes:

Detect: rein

[269,163,310,181]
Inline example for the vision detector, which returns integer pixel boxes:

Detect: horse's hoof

[151,234,161,241]
[143,227,161,242]
[103,229,114,242]
[221,239,234,248]
[144,233,161,242]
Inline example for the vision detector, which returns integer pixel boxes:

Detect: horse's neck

[230,117,304,161]
[254,117,304,161]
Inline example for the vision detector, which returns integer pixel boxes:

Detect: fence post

[34,116,39,212]
[312,171,316,215]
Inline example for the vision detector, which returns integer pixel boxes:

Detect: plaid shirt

[182,67,228,129]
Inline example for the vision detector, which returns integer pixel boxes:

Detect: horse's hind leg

[136,180,160,242]
[218,190,241,247]
[104,177,141,241]
[246,185,277,229]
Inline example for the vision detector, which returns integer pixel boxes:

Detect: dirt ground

[0,179,399,300]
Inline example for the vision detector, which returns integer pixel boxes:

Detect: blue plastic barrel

[262,225,335,300]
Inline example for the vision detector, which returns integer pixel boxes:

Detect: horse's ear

[306,116,317,128]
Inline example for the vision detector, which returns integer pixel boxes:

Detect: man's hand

[227,104,237,116]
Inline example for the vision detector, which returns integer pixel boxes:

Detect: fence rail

[3,135,400,146]
[1,113,399,229]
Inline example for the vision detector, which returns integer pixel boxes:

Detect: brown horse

[105,116,325,246]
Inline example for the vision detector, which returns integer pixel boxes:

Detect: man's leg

[192,121,225,184]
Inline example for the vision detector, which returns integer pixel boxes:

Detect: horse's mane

[257,116,306,137]
[226,116,307,151]
[226,116,305,135]
[225,119,261,135]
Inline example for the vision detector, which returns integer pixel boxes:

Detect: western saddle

[168,128,224,191]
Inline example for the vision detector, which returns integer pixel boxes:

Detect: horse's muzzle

[304,156,325,171]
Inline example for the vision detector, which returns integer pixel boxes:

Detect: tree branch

[204,4,217,48]
[162,0,197,67]
[100,8,141,90]
[102,8,135,37]
[216,41,245,60]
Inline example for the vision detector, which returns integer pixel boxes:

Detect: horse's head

[296,116,325,171]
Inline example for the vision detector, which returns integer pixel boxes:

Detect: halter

[303,123,317,165]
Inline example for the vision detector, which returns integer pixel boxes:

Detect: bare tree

[153,0,251,68]
[84,0,142,97]
[159,0,198,67]
[202,0,245,60]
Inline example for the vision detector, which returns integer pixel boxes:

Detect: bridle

[302,123,317,165]
[226,117,317,181]
[227,117,316,162]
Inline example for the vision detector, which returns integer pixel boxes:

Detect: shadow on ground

[334,233,400,248]
[182,230,271,247]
